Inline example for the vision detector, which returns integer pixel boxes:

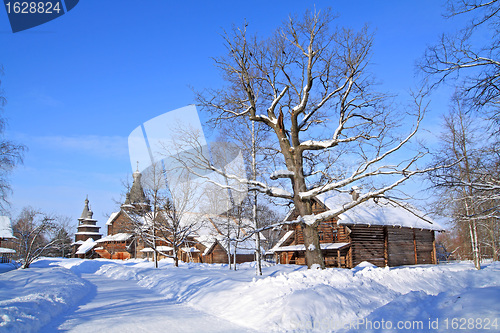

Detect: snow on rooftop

[96,233,133,243]
[269,230,294,253]
[140,247,154,253]
[106,212,120,226]
[157,246,173,252]
[317,192,444,231]
[75,238,97,255]
[0,216,14,239]
[77,224,100,228]
[273,242,350,252]
[0,247,15,254]
[180,247,200,253]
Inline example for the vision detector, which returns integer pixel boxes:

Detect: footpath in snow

[0,258,499,332]
[43,271,253,332]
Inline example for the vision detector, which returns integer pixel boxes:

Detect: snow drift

[1,258,499,332]
[0,262,90,333]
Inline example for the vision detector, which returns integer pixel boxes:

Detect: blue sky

[1,1,466,230]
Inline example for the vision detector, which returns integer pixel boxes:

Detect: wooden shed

[0,216,16,263]
[271,192,444,268]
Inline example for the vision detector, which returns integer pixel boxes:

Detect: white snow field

[0,258,499,333]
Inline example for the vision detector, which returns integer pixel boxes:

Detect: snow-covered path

[3,259,499,332]
[43,272,254,333]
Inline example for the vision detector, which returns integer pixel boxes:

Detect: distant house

[190,214,264,264]
[0,216,16,263]
[270,191,444,268]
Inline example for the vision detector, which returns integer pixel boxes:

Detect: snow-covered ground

[0,258,499,332]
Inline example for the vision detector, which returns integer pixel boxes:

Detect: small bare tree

[46,215,73,258]
[126,163,166,268]
[127,163,204,267]
[197,9,442,268]
[428,98,499,268]
[0,67,26,212]
[12,207,60,268]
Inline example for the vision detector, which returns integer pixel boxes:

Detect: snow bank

[54,259,500,332]
[4,258,500,332]
[0,261,91,333]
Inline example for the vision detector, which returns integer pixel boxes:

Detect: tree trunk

[293,176,325,268]
[153,215,158,268]
[233,242,237,270]
[301,223,325,269]
[173,244,179,267]
[227,239,232,270]
[251,120,262,276]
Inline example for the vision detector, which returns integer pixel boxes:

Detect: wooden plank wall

[108,213,134,235]
[209,243,229,263]
[293,220,349,245]
[415,229,435,264]
[387,228,415,266]
[350,226,385,267]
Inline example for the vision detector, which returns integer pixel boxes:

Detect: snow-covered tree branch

[197,9,442,268]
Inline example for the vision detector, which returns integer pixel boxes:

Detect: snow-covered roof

[180,247,200,253]
[96,233,133,243]
[77,224,100,228]
[157,246,173,252]
[75,231,102,235]
[106,212,120,226]
[273,242,350,252]
[71,240,84,246]
[0,247,16,254]
[140,246,173,253]
[268,230,294,254]
[75,238,97,255]
[0,216,15,239]
[316,192,444,231]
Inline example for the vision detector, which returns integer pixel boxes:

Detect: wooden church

[72,168,262,263]
[71,197,102,259]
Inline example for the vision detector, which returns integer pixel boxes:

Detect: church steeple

[80,195,90,220]
[122,164,150,212]
[75,196,102,242]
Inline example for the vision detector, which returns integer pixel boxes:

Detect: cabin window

[332,229,338,242]
[319,230,324,241]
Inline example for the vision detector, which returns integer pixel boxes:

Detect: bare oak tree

[198,10,437,268]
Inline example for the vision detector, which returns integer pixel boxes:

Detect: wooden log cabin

[271,191,444,268]
[0,216,16,263]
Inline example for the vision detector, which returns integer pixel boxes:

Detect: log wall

[202,242,255,264]
[387,227,415,266]
[107,212,134,235]
[415,229,435,264]
[350,226,385,267]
